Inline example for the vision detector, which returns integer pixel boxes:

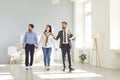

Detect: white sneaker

[26,67,29,70]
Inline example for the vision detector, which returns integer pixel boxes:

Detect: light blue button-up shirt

[23,31,38,46]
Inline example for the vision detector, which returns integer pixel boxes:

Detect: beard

[28,29,32,32]
[62,27,66,29]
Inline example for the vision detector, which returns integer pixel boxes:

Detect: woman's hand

[55,48,57,51]
[51,33,55,38]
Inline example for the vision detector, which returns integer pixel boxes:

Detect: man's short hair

[29,24,34,28]
[62,21,67,25]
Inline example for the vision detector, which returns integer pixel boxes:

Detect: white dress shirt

[63,29,69,44]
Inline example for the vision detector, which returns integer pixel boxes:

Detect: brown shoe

[47,68,50,71]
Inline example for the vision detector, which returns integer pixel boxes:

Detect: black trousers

[61,44,72,69]
[25,44,35,66]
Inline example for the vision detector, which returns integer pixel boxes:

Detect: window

[85,2,92,13]
[84,1,92,49]
[110,0,120,50]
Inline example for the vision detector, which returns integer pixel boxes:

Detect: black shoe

[69,68,74,72]
[63,68,65,71]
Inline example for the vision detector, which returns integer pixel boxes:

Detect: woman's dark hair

[44,25,52,33]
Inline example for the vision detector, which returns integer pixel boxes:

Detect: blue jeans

[42,47,52,67]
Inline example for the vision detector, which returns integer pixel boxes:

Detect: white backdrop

[0,0,74,64]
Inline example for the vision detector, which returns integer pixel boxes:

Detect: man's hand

[23,45,25,49]
[72,37,76,41]
[70,36,76,41]
[23,47,25,49]
[35,46,38,49]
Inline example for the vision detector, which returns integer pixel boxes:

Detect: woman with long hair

[39,25,56,71]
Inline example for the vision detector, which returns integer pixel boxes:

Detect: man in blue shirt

[23,24,38,70]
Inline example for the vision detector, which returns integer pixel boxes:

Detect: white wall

[74,0,120,69]
[92,0,120,69]
[0,0,74,64]
[92,0,110,67]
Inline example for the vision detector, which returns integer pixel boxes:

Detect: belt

[26,44,34,45]
[62,43,69,45]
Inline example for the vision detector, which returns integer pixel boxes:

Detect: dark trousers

[61,44,72,69]
[25,44,35,67]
